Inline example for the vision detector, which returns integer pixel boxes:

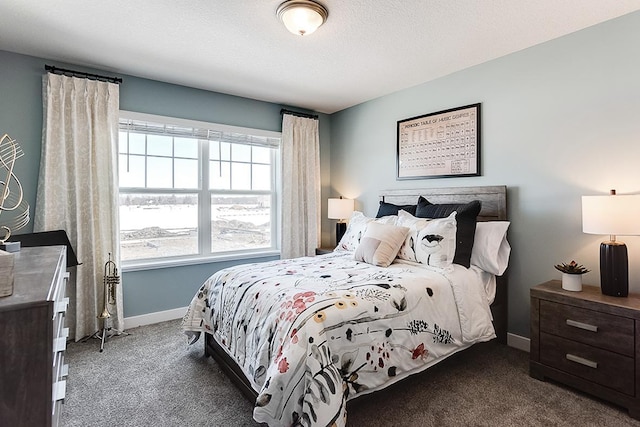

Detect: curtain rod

[280,109,318,120]
[45,65,123,84]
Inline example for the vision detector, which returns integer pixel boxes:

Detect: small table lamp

[582,190,640,297]
[328,197,354,245]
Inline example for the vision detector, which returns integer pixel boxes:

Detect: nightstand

[315,247,334,255]
[530,280,640,419]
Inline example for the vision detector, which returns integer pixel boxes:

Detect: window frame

[118,111,281,271]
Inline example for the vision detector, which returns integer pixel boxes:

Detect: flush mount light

[277,0,328,36]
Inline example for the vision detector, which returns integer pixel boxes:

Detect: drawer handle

[53,380,66,402]
[566,319,598,332]
[566,353,598,369]
[54,297,69,314]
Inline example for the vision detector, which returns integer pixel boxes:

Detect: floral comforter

[182,251,495,426]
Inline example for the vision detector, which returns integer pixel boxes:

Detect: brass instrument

[84,253,129,351]
[98,254,119,321]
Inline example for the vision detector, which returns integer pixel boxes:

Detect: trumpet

[98,253,119,320]
[83,252,128,352]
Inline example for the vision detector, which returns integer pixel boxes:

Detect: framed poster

[397,103,481,179]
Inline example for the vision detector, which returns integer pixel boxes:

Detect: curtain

[280,114,320,258]
[35,73,121,341]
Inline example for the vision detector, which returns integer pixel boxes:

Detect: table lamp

[582,190,640,297]
[328,197,354,244]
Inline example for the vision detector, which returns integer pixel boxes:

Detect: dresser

[530,280,640,419]
[0,246,69,426]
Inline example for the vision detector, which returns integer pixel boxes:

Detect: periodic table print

[397,103,481,179]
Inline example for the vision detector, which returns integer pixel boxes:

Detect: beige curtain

[280,114,320,258]
[35,73,122,341]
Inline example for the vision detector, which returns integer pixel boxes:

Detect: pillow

[396,210,457,269]
[354,222,410,267]
[415,197,481,268]
[335,211,397,252]
[470,221,511,275]
[376,201,417,218]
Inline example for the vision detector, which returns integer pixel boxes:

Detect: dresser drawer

[539,299,634,356]
[540,332,634,395]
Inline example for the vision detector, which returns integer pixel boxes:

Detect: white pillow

[354,222,410,267]
[335,211,397,252]
[470,221,511,275]
[396,210,457,269]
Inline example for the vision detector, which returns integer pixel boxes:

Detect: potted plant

[554,260,590,291]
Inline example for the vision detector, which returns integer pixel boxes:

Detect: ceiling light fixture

[277,0,328,36]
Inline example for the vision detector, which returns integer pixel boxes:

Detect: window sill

[121,249,281,272]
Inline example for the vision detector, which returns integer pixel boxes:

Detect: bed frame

[205,185,508,402]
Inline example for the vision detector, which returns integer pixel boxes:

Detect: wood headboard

[379,185,507,222]
[380,185,509,343]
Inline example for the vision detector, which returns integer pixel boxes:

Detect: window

[118,112,281,266]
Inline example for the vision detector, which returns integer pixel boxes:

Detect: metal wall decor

[397,103,481,179]
[0,134,30,247]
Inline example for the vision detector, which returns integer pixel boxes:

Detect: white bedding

[182,251,496,426]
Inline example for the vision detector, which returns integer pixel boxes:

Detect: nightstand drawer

[540,300,634,356]
[540,332,634,395]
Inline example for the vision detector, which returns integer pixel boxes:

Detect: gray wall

[0,50,331,317]
[329,11,640,337]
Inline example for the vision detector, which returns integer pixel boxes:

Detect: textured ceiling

[0,1,638,114]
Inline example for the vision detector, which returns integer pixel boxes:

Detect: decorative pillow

[396,210,457,269]
[354,222,410,267]
[415,197,481,268]
[376,201,417,218]
[335,211,397,252]
[470,221,511,275]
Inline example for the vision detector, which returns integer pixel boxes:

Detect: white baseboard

[507,333,530,352]
[124,306,187,330]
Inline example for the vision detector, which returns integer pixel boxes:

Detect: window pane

[175,137,198,158]
[147,157,173,188]
[120,193,198,261]
[232,143,251,162]
[209,141,219,160]
[119,154,145,187]
[128,133,146,155]
[252,146,271,164]
[210,141,231,161]
[174,158,198,189]
[118,131,127,154]
[210,161,230,190]
[252,164,271,190]
[231,163,251,190]
[147,134,173,156]
[220,142,231,161]
[211,194,271,253]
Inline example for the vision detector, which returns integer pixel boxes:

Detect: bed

[182,185,509,426]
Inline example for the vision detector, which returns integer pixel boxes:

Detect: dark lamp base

[335,222,347,245]
[600,241,628,297]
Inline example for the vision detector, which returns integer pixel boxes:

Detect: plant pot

[562,273,582,292]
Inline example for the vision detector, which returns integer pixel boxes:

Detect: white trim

[120,110,282,139]
[123,306,187,330]
[507,333,530,352]
[122,250,280,272]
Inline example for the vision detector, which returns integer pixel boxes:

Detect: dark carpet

[60,320,640,426]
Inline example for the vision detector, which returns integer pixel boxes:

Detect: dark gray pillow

[376,201,417,218]
[415,197,481,268]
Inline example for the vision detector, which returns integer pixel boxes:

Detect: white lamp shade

[328,198,354,220]
[582,194,640,236]
[277,1,327,36]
